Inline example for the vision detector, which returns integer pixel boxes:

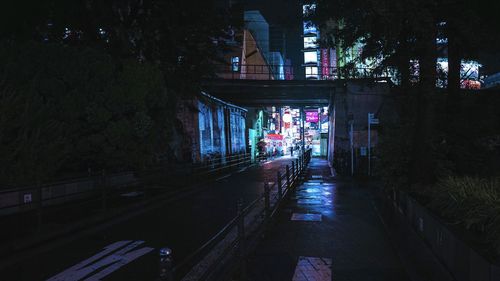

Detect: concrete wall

[175,99,201,163]
[332,81,391,175]
[393,191,500,281]
[241,29,273,80]
[177,93,247,163]
[244,10,269,60]
[0,172,137,215]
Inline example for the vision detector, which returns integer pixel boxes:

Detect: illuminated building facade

[302,3,336,80]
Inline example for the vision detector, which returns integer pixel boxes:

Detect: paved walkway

[246,158,410,281]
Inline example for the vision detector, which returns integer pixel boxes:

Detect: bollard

[286,165,290,190]
[159,247,173,281]
[101,169,107,212]
[291,162,295,182]
[264,183,270,220]
[237,199,245,240]
[277,171,283,200]
[296,159,300,176]
[237,199,247,278]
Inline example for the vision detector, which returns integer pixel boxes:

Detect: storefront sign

[306,111,319,123]
[283,112,292,123]
[321,49,329,77]
[266,134,283,140]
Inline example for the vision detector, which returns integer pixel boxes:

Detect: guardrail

[0,171,138,215]
[157,149,313,281]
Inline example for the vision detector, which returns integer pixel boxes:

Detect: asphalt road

[0,156,299,281]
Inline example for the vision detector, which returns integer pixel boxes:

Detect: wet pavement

[247,158,410,281]
[0,156,299,281]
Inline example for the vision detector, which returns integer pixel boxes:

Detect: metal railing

[212,63,392,81]
[192,153,252,176]
[157,149,313,281]
[213,64,291,80]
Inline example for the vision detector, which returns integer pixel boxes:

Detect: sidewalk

[246,158,410,281]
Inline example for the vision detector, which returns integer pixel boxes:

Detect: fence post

[37,183,43,232]
[286,165,290,190]
[101,169,107,212]
[159,247,173,281]
[264,183,270,220]
[277,171,283,200]
[237,199,246,278]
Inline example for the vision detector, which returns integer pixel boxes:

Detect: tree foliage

[0,0,241,186]
[313,0,500,185]
[0,41,174,186]
[312,0,500,89]
[2,0,240,93]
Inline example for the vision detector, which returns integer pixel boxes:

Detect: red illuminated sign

[266,134,283,140]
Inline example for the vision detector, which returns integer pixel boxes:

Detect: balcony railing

[213,64,291,80]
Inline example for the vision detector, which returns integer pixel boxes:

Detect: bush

[427,176,500,256]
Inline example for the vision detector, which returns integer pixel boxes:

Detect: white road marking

[215,174,232,181]
[292,256,332,281]
[47,240,154,281]
[291,213,322,222]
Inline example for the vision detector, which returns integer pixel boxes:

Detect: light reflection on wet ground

[291,213,322,222]
[292,173,337,219]
[248,158,410,281]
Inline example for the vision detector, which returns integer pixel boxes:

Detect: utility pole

[301,107,305,151]
[350,120,354,176]
[368,113,371,176]
[348,112,354,176]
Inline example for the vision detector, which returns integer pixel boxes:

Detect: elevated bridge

[202,78,390,107]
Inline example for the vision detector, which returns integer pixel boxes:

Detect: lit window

[302,4,316,16]
[304,51,318,64]
[303,21,317,35]
[231,57,240,72]
[305,66,318,78]
[304,37,318,49]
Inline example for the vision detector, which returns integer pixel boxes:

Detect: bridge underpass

[201,79,339,106]
[202,77,393,174]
